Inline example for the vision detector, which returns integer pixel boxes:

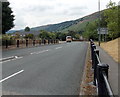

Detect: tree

[59,32,67,41]
[83,21,98,40]
[39,30,49,39]
[67,30,76,38]
[2,2,15,34]
[27,34,34,39]
[104,1,119,39]
[24,26,30,32]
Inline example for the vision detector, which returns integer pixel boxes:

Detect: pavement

[96,46,119,96]
[1,42,88,95]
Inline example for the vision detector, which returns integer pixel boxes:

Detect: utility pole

[98,0,101,46]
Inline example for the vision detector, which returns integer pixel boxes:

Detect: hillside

[61,12,99,33]
[14,11,100,35]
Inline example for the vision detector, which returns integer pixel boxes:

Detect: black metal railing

[90,39,114,97]
[2,39,59,49]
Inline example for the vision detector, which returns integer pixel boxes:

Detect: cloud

[9,0,119,30]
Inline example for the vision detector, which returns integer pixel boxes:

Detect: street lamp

[98,0,101,46]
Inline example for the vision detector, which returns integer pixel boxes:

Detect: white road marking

[0,56,23,64]
[11,57,23,61]
[0,60,11,63]
[0,70,24,83]
[55,46,63,49]
[0,56,15,61]
[30,49,49,55]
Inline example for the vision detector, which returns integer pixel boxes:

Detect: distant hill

[6,30,16,34]
[14,11,100,35]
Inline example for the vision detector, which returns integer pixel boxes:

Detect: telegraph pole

[98,0,101,46]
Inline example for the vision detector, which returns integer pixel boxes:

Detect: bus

[66,36,72,42]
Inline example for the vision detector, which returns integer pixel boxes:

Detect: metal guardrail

[90,39,114,97]
[3,39,59,49]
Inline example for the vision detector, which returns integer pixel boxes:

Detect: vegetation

[24,27,31,32]
[2,2,14,34]
[24,34,34,40]
[82,1,120,41]
[83,21,98,40]
[104,1,120,39]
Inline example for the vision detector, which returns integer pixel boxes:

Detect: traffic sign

[98,28,108,34]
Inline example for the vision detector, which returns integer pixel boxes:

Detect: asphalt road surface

[1,42,88,95]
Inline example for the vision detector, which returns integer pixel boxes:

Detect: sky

[8,0,119,30]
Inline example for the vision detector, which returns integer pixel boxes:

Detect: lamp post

[98,0,101,46]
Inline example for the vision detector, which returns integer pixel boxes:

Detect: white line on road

[30,49,50,55]
[0,70,24,83]
[0,56,23,64]
[0,56,15,61]
[55,46,63,49]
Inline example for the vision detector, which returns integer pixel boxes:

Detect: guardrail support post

[93,49,99,85]
[39,40,41,45]
[97,63,109,95]
[17,40,19,48]
[91,42,94,60]
[5,40,8,48]
[92,45,96,68]
[33,40,35,46]
[26,39,28,47]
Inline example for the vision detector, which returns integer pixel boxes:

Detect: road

[1,42,88,95]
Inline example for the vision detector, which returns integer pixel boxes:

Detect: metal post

[6,40,8,48]
[97,63,109,95]
[92,45,96,68]
[91,42,94,60]
[98,0,101,46]
[17,40,19,48]
[33,40,35,46]
[26,40,28,47]
[93,50,99,85]
[39,40,41,45]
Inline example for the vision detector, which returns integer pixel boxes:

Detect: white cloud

[8,0,119,30]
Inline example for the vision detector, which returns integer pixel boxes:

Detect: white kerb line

[0,70,24,83]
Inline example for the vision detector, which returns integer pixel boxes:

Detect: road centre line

[55,46,63,49]
[0,70,24,83]
[30,49,50,55]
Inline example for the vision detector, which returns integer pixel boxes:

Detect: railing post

[92,45,96,68]
[93,49,99,85]
[97,63,109,96]
[51,39,53,44]
[33,40,35,46]
[39,40,41,45]
[48,39,50,44]
[44,39,46,45]
[26,39,28,47]
[17,40,19,48]
[91,42,94,60]
[6,40,8,48]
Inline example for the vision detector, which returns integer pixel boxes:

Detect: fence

[90,39,114,97]
[2,39,59,49]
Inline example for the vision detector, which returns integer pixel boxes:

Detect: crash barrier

[90,39,114,97]
[3,39,59,49]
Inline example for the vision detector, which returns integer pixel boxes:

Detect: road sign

[98,28,108,34]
